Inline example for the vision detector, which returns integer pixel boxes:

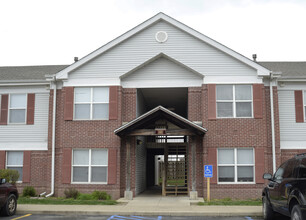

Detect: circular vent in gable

[155,31,168,43]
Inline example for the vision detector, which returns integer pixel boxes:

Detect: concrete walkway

[17,195,262,217]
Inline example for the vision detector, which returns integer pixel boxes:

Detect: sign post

[204,165,213,202]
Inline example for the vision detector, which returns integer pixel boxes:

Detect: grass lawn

[198,198,262,206]
[18,197,117,205]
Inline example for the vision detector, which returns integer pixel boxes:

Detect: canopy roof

[114,106,207,137]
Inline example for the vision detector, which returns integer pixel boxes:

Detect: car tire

[263,196,274,220]
[291,205,304,220]
[3,194,17,216]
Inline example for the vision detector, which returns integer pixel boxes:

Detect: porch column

[190,136,198,200]
[124,136,133,200]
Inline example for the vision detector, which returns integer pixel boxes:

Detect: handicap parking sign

[204,165,213,178]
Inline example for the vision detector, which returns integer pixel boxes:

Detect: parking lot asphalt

[0,214,276,220]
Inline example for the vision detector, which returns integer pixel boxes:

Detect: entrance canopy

[114,106,207,137]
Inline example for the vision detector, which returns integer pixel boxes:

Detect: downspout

[46,77,57,197]
[270,73,276,173]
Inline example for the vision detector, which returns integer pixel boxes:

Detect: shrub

[22,186,36,197]
[0,169,20,184]
[77,193,93,200]
[92,191,111,200]
[64,188,80,199]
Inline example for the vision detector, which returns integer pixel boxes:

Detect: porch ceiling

[114,106,207,137]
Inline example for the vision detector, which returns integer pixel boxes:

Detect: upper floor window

[74,87,109,120]
[9,94,27,124]
[218,148,254,183]
[6,151,23,182]
[216,85,252,118]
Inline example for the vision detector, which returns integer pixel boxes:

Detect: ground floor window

[6,151,23,182]
[72,149,108,183]
[218,148,254,183]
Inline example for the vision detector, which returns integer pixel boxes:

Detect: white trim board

[0,142,48,151]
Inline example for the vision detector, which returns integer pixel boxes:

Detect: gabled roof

[0,65,68,83]
[114,105,207,137]
[56,12,270,80]
[259,62,306,79]
[120,52,203,79]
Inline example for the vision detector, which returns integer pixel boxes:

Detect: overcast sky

[1,0,306,66]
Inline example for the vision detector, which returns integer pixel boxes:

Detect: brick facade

[12,84,291,201]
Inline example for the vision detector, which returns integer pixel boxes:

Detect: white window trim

[6,151,23,183]
[8,93,27,125]
[216,85,253,118]
[217,148,255,184]
[71,149,108,184]
[73,87,109,120]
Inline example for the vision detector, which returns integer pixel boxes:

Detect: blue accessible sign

[204,165,213,178]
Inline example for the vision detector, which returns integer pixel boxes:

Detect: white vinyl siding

[216,85,252,118]
[9,94,27,124]
[278,89,306,149]
[6,151,23,182]
[74,87,109,120]
[122,57,203,88]
[72,149,108,184]
[0,87,49,151]
[68,21,258,86]
[218,148,254,184]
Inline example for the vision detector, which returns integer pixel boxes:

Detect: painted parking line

[108,215,162,220]
[245,217,254,220]
[11,214,32,220]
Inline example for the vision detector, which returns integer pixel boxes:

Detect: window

[72,149,108,183]
[218,148,254,183]
[9,94,27,123]
[216,85,252,118]
[74,87,109,120]
[6,151,23,182]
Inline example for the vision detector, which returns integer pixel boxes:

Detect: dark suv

[0,178,18,216]
[262,154,306,220]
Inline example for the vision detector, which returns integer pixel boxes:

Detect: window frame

[217,148,255,184]
[71,149,108,184]
[8,93,27,125]
[6,151,24,183]
[216,84,253,118]
[73,87,109,120]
